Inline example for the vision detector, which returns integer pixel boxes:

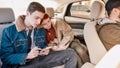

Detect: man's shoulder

[37,28,46,33]
[5,24,16,30]
[36,28,46,37]
[100,23,118,29]
[97,23,117,34]
[97,17,116,25]
[4,24,17,32]
[97,23,117,30]
[97,23,120,35]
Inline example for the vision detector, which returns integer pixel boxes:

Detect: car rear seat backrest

[0,8,15,67]
[0,8,15,42]
[84,0,106,65]
[90,0,105,21]
[45,7,57,25]
[46,7,54,18]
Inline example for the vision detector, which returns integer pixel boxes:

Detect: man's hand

[40,48,50,56]
[26,47,41,59]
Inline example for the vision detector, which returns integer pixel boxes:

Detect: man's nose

[37,20,41,24]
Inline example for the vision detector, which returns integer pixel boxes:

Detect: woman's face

[41,18,52,30]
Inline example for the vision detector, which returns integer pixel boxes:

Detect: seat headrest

[46,7,54,18]
[0,8,15,23]
[90,0,105,20]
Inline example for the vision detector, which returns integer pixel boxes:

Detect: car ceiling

[52,0,82,5]
[52,0,106,5]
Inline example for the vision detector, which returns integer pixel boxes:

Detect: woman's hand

[52,45,66,51]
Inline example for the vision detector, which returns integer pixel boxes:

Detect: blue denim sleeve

[0,28,27,65]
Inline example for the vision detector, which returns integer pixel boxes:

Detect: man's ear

[112,8,119,15]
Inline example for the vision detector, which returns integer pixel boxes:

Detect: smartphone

[45,46,52,49]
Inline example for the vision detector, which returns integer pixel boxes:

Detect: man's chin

[33,25,37,28]
[33,26,36,28]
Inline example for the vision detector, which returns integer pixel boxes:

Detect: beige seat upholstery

[82,0,106,68]
[95,44,120,68]
[46,7,54,18]
[84,0,106,63]
[82,44,120,68]
[83,22,106,67]
[90,0,105,21]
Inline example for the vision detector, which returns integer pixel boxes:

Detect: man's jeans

[19,49,77,68]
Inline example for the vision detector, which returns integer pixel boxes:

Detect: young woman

[41,13,74,51]
[41,14,90,67]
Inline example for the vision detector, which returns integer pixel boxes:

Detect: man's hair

[27,2,45,14]
[105,0,120,16]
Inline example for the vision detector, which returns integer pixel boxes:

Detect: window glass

[70,1,91,19]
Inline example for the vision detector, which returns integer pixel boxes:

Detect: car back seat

[0,8,15,67]
[82,0,106,68]
[0,8,15,43]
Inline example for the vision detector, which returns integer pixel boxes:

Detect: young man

[0,2,77,68]
[98,0,120,50]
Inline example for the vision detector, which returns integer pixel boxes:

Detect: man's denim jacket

[0,24,47,68]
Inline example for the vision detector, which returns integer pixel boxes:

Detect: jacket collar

[15,15,26,32]
[15,15,42,32]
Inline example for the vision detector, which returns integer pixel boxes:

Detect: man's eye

[35,18,39,19]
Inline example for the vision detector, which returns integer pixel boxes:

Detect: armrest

[95,44,120,68]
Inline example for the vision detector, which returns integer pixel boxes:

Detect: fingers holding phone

[26,47,41,59]
[39,47,52,56]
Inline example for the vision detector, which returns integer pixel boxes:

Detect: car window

[70,1,91,19]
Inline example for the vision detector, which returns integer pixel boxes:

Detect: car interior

[0,7,65,68]
[46,7,84,68]
[45,0,107,68]
[1,0,120,68]
[82,0,106,68]
[80,0,120,68]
